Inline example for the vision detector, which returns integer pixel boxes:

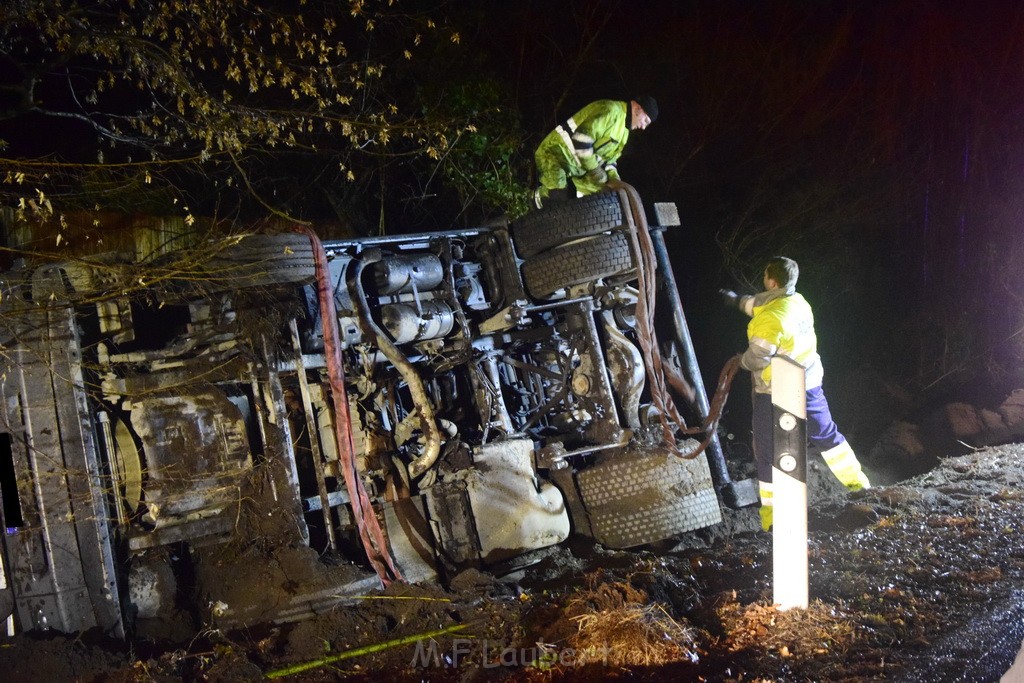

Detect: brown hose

[608,182,741,460]
[612,183,690,450]
[679,354,743,460]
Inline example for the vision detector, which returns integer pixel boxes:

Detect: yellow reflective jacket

[739,288,824,393]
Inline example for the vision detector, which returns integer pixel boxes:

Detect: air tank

[381,300,455,344]
[372,254,444,295]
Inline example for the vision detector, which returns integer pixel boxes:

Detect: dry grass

[560,575,698,667]
[716,596,856,658]
[927,515,977,528]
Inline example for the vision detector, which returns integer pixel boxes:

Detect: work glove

[585,166,608,185]
[533,187,545,210]
[719,289,739,308]
[534,187,573,209]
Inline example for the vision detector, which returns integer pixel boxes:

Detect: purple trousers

[752,386,846,483]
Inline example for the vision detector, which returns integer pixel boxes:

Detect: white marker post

[771,356,808,610]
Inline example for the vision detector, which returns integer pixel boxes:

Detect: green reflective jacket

[535,100,630,195]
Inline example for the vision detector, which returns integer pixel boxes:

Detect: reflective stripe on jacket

[739,288,824,393]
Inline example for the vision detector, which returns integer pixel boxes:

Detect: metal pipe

[347,254,442,480]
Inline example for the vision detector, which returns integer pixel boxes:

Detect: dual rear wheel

[512,192,635,299]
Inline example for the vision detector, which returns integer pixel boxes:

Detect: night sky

[467,1,1024,442]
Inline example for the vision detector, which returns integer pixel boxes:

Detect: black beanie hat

[635,95,659,123]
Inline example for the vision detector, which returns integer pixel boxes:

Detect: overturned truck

[0,184,754,637]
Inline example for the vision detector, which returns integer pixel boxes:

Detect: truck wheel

[521,231,634,300]
[512,192,624,258]
[202,234,317,289]
[576,443,722,549]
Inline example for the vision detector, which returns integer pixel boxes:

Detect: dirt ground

[3,441,1024,681]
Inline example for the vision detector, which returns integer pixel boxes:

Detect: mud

[3,444,1024,681]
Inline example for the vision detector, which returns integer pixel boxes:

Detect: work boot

[821,441,871,492]
[844,470,871,493]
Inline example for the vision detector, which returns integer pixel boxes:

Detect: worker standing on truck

[533,96,658,209]
[720,256,871,531]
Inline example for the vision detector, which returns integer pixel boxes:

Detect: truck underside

[0,186,733,637]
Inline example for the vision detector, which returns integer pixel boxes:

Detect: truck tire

[202,234,317,289]
[521,231,634,300]
[576,444,722,549]
[576,446,693,507]
[512,192,625,258]
[586,488,722,549]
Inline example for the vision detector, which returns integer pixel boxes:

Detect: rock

[998,389,1024,427]
[867,421,935,482]
[943,402,983,438]
[882,421,925,457]
[835,503,881,530]
[981,408,1008,432]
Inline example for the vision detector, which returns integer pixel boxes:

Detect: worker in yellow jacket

[721,256,871,531]
[533,96,657,208]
